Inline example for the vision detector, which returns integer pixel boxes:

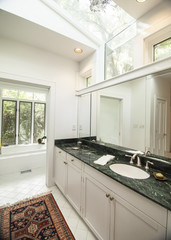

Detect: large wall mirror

[77,70,171,160]
[77,93,91,138]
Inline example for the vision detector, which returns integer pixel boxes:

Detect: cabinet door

[54,149,67,194]
[83,174,111,240]
[167,210,171,240]
[66,163,82,213]
[113,195,166,240]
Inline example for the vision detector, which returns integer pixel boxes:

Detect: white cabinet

[54,147,82,214]
[83,173,111,240]
[167,210,171,240]
[54,147,168,240]
[113,194,166,240]
[83,172,166,240]
[66,154,82,213]
[84,164,167,240]
[54,147,67,194]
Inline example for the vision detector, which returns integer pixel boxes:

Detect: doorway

[99,96,122,145]
[155,97,167,156]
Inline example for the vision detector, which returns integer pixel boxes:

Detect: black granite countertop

[55,138,171,211]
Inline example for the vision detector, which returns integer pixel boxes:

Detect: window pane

[105,22,136,79]
[154,38,171,62]
[19,91,33,100]
[34,103,46,143]
[34,92,46,101]
[2,100,16,145]
[86,76,92,87]
[54,0,133,42]
[2,89,18,98]
[19,102,32,144]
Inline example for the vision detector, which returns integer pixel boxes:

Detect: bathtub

[0,144,46,175]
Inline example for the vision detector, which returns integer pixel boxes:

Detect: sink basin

[109,164,150,179]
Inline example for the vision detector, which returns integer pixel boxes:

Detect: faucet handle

[145,161,154,171]
[130,155,135,164]
[136,156,142,167]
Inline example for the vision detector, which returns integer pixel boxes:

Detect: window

[2,100,17,145]
[53,0,134,42]
[34,103,46,143]
[1,87,46,146]
[105,22,136,79]
[153,38,171,62]
[18,101,32,144]
[86,76,92,87]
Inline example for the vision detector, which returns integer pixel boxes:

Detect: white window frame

[0,82,47,147]
[144,24,171,64]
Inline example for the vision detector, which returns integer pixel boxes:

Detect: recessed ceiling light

[74,48,83,53]
[136,0,146,2]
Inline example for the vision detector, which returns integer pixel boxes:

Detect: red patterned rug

[0,193,75,240]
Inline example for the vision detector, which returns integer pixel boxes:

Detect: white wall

[0,37,79,139]
[139,0,171,28]
[0,37,79,177]
[76,53,96,90]
[139,0,171,65]
[130,78,146,151]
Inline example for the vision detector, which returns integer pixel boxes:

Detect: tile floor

[0,168,97,240]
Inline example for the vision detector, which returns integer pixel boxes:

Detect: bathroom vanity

[54,138,171,240]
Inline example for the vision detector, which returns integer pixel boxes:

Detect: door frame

[97,94,123,145]
[154,95,167,155]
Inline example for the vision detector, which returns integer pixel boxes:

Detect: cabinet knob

[64,161,67,165]
[106,194,110,198]
[71,159,74,162]
[110,197,114,201]
[59,151,61,153]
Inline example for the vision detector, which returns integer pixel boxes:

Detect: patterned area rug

[0,193,75,240]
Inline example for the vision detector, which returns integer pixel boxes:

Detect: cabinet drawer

[55,147,66,159]
[67,154,82,169]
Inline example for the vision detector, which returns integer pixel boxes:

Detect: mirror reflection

[78,71,171,160]
[78,93,91,138]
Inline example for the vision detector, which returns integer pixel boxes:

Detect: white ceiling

[0,10,96,62]
[113,0,164,19]
[0,0,165,62]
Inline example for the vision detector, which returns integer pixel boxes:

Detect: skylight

[53,0,134,42]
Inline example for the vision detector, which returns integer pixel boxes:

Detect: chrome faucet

[130,153,142,167]
[145,161,154,171]
[145,150,151,156]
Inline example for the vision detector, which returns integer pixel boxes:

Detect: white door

[83,174,110,240]
[113,195,166,240]
[99,96,122,145]
[155,98,167,155]
[66,163,82,213]
[54,148,67,194]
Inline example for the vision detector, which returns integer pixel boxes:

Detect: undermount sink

[109,163,150,179]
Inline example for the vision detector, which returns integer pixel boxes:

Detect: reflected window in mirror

[86,76,92,87]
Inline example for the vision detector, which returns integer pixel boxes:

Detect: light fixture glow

[136,0,146,2]
[74,48,83,53]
